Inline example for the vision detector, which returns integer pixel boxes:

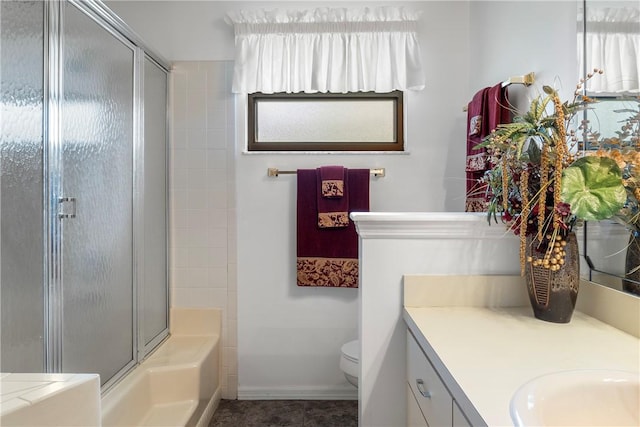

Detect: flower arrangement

[478,70,629,274]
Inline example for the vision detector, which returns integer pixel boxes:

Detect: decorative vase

[524,232,580,323]
[623,232,640,296]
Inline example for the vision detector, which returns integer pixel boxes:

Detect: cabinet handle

[416,379,432,398]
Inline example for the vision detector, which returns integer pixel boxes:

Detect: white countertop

[404,305,640,426]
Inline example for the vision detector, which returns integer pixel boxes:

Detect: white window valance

[225,7,425,94]
[578,6,640,93]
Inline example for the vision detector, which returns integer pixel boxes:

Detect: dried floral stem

[552,92,567,231]
[520,168,530,275]
[502,156,509,212]
[537,143,549,242]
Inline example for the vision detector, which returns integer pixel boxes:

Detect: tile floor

[209,399,358,427]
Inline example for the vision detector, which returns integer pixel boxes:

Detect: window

[247,91,404,152]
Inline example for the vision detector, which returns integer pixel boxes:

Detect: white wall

[234,1,471,398]
[469,0,578,110]
[108,0,579,400]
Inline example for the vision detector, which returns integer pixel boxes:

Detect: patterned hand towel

[320,166,345,198]
[317,166,349,228]
[297,168,370,287]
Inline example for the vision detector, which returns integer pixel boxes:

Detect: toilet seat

[341,340,359,363]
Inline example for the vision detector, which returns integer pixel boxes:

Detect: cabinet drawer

[407,331,453,427]
[407,384,429,427]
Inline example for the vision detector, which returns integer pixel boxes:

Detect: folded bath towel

[320,166,345,198]
[465,84,511,212]
[317,166,349,228]
[465,87,490,212]
[297,168,370,287]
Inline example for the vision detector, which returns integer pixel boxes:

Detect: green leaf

[526,137,542,164]
[561,156,627,221]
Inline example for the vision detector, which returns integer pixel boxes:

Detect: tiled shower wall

[169,61,237,398]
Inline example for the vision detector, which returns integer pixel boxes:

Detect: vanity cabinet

[407,330,471,427]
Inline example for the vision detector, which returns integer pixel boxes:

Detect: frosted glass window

[248,92,403,151]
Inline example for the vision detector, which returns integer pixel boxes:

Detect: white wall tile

[207,228,227,248]
[207,189,228,209]
[169,169,188,190]
[170,61,236,397]
[186,190,208,210]
[207,267,228,288]
[207,150,227,170]
[170,149,189,171]
[185,209,209,228]
[208,208,228,228]
[170,193,188,216]
[172,127,187,149]
[207,107,227,129]
[206,129,227,149]
[187,247,211,268]
[184,227,209,248]
[187,128,207,149]
[207,247,228,268]
[171,247,189,269]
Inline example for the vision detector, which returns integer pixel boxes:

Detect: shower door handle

[58,197,77,219]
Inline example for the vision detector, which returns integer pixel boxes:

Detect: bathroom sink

[510,370,640,426]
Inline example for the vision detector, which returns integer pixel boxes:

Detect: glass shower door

[0,0,45,373]
[60,2,135,384]
[142,56,168,350]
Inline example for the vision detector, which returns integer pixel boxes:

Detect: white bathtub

[101,308,221,427]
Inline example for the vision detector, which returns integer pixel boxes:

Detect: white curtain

[225,7,425,94]
[578,6,640,93]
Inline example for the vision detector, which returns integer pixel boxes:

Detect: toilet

[340,340,360,388]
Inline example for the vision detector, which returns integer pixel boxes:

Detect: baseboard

[237,385,357,400]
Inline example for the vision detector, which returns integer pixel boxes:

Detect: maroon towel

[486,83,510,137]
[465,87,489,174]
[465,87,490,212]
[297,169,370,287]
[317,167,349,228]
[465,84,511,212]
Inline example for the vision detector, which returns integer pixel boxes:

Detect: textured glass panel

[256,100,395,142]
[143,57,168,347]
[61,3,134,384]
[0,0,45,372]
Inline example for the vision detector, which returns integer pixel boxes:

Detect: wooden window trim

[247,91,404,152]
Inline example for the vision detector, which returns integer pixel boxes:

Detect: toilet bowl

[340,340,359,388]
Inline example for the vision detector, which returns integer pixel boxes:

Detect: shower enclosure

[1,0,169,390]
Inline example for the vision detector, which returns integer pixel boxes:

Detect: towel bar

[267,168,385,177]
[463,72,535,111]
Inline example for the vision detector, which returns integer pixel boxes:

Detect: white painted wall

[233,1,471,398]
[108,0,579,400]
